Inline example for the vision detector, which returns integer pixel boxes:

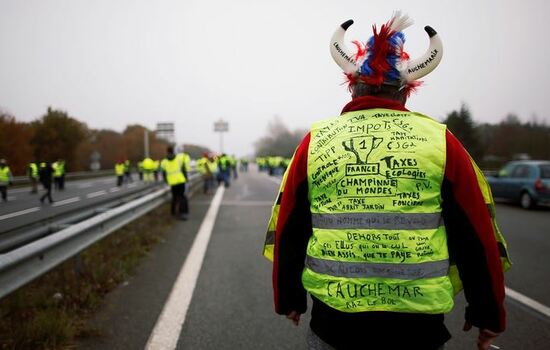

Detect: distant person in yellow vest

[197,152,216,194]
[142,157,155,183]
[217,153,231,187]
[124,159,132,183]
[52,159,65,191]
[265,13,510,350]
[162,146,189,220]
[153,159,160,182]
[0,159,13,202]
[138,161,144,181]
[28,161,39,194]
[176,149,192,182]
[229,154,238,179]
[115,160,125,187]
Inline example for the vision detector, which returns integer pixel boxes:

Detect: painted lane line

[7,196,16,201]
[145,186,225,350]
[52,197,81,207]
[10,188,30,194]
[505,287,550,318]
[0,207,40,221]
[109,187,121,193]
[77,183,93,189]
[127,183,138,188]
[86,190,107,199]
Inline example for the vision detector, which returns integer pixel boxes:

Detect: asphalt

[0,177,159,233]
[76,168,550,349]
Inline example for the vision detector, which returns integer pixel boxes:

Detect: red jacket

[272,96,506,349]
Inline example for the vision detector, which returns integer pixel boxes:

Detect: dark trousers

[202,175,214,194]
[40,184,53,203]
[171,183,189,215]
[0,185,7,201]
[117,175,124,187]
[30,178,38,193]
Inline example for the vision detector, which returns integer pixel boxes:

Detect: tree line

[0,107,210,175]
[254,107,550,169]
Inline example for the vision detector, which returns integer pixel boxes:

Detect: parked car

[487,160,550,209]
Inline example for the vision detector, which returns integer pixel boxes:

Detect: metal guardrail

[0,183,164,252]
[0,173,202,299]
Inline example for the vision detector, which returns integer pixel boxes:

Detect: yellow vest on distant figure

[161,158,186,186]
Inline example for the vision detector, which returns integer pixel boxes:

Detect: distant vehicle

[487,160,550,209]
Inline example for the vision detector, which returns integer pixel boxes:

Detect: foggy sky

[1,0,548,157]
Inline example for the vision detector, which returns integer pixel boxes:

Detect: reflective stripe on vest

[162,158,186,185]
[312,212,442,230]
[304,109,453,314]
[306,255,449,279]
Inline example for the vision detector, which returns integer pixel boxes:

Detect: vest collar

[341,96,409,114]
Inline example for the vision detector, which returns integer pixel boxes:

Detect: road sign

[214,120,229,132]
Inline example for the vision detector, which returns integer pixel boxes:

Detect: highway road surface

[65,166,550,350]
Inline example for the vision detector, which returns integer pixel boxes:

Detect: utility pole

[214,119,229,153]
[144,129,149,158]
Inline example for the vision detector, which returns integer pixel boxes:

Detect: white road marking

[0,207,40,221]
[109,187,121,193]
[52,196,80,207]
[77,183,93,189]
[127,183,137,188]
[506,287,550,318]
[7,196,16,201]
[86,190,107,199]
[145,186,225,350]
[10,188,31,194]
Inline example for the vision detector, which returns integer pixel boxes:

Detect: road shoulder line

[506,286,550,318]
[145,186,225,350]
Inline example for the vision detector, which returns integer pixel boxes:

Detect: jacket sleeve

[272,133,312,315]
[442,130,506,332]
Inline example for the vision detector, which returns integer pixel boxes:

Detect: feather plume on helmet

[329,11,443,96]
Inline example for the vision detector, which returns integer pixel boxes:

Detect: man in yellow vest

[142,157,155,183]
[115,160,125,187]
[0,159,13,202]
[28,161,39,194]
[53,159,65,191]
[176,149,192,180]
[197,152,215,194]
[162,146,189,220]
[266,13,510,350]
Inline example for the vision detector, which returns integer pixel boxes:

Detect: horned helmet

[329,11,443,95]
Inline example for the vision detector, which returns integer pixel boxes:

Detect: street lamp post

[214,119,229,153]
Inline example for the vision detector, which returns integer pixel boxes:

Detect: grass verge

[0,204,175,349]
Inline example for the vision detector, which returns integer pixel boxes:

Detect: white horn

[404,26,443,82]
[330,19,359,74]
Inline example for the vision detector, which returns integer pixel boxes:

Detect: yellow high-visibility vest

[0,166,11,184]
[161,158,186,185]
[115,163,125,176]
